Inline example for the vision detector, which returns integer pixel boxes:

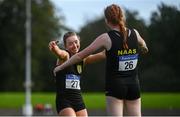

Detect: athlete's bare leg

[76,109,88,116]
[106,96,123,116]
[59,107,76,116]
[124,98,141,116]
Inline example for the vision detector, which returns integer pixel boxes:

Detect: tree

[144,3,180,92]
[0,0,64,91]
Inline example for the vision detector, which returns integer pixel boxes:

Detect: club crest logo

[77,65,82,74]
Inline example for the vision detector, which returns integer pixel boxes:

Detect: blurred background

[0,0,180,116]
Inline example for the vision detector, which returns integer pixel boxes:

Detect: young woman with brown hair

[49,31,104,116]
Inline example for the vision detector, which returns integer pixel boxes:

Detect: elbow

[146,46,149,52]
[76,53,84,61]
[77,52,88,60]
[141,46,149,54]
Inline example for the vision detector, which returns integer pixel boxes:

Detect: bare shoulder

[132,28,143,40]
[96,33,109,40]
[96,33,110,43]
[97,33,111,50]
[133,28,140,36]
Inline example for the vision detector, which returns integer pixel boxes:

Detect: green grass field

[0,92,179,109]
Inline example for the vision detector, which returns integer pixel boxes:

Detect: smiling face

[65,35,80,55]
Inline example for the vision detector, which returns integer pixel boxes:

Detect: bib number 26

[124,61,133,70]
[118,54,138,71]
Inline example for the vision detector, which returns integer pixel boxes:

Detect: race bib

[118,54,138,71]
[65,74,80,90]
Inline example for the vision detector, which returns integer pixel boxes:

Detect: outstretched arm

[134,29,148,54]
[84,50,106,65]
[54,33,110,73]
[48,41,69,62]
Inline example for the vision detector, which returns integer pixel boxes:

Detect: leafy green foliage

[141,3,180,92]
[0,0,64,91]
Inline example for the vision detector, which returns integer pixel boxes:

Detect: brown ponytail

[119,20,128,49]
[104,4,128,49]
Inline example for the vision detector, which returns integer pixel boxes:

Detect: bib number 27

[70,80,79,89]
[66,74,80,89]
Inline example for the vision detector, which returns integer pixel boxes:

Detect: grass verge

[0,92,179,109]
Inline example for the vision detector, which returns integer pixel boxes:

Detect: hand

[140,46,148,54]
[53,66,61,76]
[48,41,58,51]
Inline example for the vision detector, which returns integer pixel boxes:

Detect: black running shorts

[105,76,140,100]
[56,91,86,113]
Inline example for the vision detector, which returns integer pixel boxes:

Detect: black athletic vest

[106,29,139,79]
[55,52,84,94]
